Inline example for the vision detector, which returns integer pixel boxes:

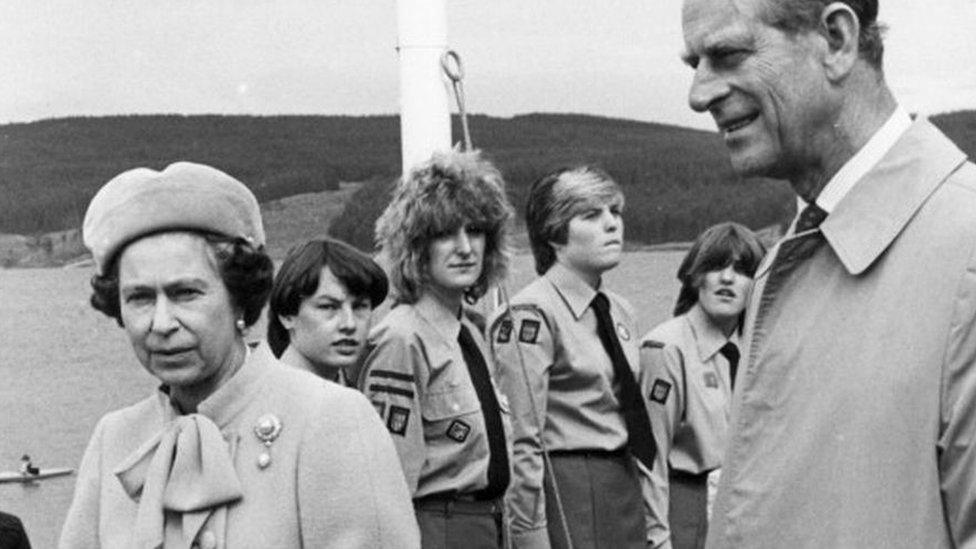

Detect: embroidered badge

[372,400,386,419]
[496,319,513,343]
[650,379,672,404]
[446,419,471,443]
[519,319,540,343]
[616,322,631,341]
[387,405,410,436]
[704,372,719,388]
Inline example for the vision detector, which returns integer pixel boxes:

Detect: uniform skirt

[414,495,504,549]
[668,470,709,549]
[544,449,645,549]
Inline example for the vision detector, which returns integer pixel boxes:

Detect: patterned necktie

[794,202,828,233]
[458,324,510,499]
[591,292,658,471]
[719,342,740,390]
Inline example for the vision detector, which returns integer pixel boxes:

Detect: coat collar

[198,343,274,426]
[157,343,273,428]
[808,106,912,216]
[545,262,600,320]
[821,118,966,275]
[758,118,967,280]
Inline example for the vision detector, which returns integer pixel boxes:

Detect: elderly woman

[360,150,513,549]
[60,162,419,549]
[639,222,765,549]
[489,165,655,549]
[267,237,388,387]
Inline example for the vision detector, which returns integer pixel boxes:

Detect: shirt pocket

[422,386,481,422]
[699,366,730,416]
[422,387,483,447]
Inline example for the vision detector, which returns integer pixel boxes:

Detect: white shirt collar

[797,106,912,215]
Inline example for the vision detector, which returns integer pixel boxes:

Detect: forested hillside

[2,111,973,247]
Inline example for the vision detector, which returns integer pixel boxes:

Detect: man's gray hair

[759,0,885,69]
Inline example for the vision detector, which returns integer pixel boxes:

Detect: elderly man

[680,0,976,547]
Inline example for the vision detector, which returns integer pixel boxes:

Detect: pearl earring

[235,318,246,333]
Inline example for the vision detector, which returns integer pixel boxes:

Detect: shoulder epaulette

[490,303,544,328]
[490,303,549,343]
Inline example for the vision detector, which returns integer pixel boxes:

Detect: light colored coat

[707,119,976,548]
[60,343,420,549]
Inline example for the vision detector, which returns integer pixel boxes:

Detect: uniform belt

[548,447,628,459]
[413,493,503,516]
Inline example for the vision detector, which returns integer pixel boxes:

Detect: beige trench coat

[707,119,976,548]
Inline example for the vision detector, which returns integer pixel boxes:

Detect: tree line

[2,111,973,247]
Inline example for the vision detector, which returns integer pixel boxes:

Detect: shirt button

[198,530,217,549]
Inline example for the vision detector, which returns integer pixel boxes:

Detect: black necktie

[795,202,828,233]
[591,292,657,471]
[458,324,510,500]
[719,342,740,390]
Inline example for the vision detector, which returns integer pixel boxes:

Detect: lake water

[0,251,683,547]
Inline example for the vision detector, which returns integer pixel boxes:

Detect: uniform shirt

[707,119,976,548]
[639,303,737,547]
[488,263,641,547]
[360,295,510,499]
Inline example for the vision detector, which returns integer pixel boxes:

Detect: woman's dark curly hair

[90,231,274,328]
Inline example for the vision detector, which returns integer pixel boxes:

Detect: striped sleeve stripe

[368,369,415,382]
[368,384,415,399]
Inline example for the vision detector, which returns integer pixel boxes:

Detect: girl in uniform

[361,150,513,549]
[490,165,655,549]
[639,222,765,549]
[267,237,388,387]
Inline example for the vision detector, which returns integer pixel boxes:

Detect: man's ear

[821,2,860,81]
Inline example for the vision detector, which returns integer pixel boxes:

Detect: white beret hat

[82,161,265,275]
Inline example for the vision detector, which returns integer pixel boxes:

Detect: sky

[3,0,975,131]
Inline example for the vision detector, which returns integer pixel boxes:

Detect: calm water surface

[0,251,682,547]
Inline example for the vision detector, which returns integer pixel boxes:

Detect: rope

[495,284,575,549]
[440,49,575,549]
[440,50,473,152]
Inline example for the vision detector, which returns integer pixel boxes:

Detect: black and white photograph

[2,1,976,547]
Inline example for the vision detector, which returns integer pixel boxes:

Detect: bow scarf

[114,414,243,548]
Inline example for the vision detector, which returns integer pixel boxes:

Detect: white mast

[396,0,451,175]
